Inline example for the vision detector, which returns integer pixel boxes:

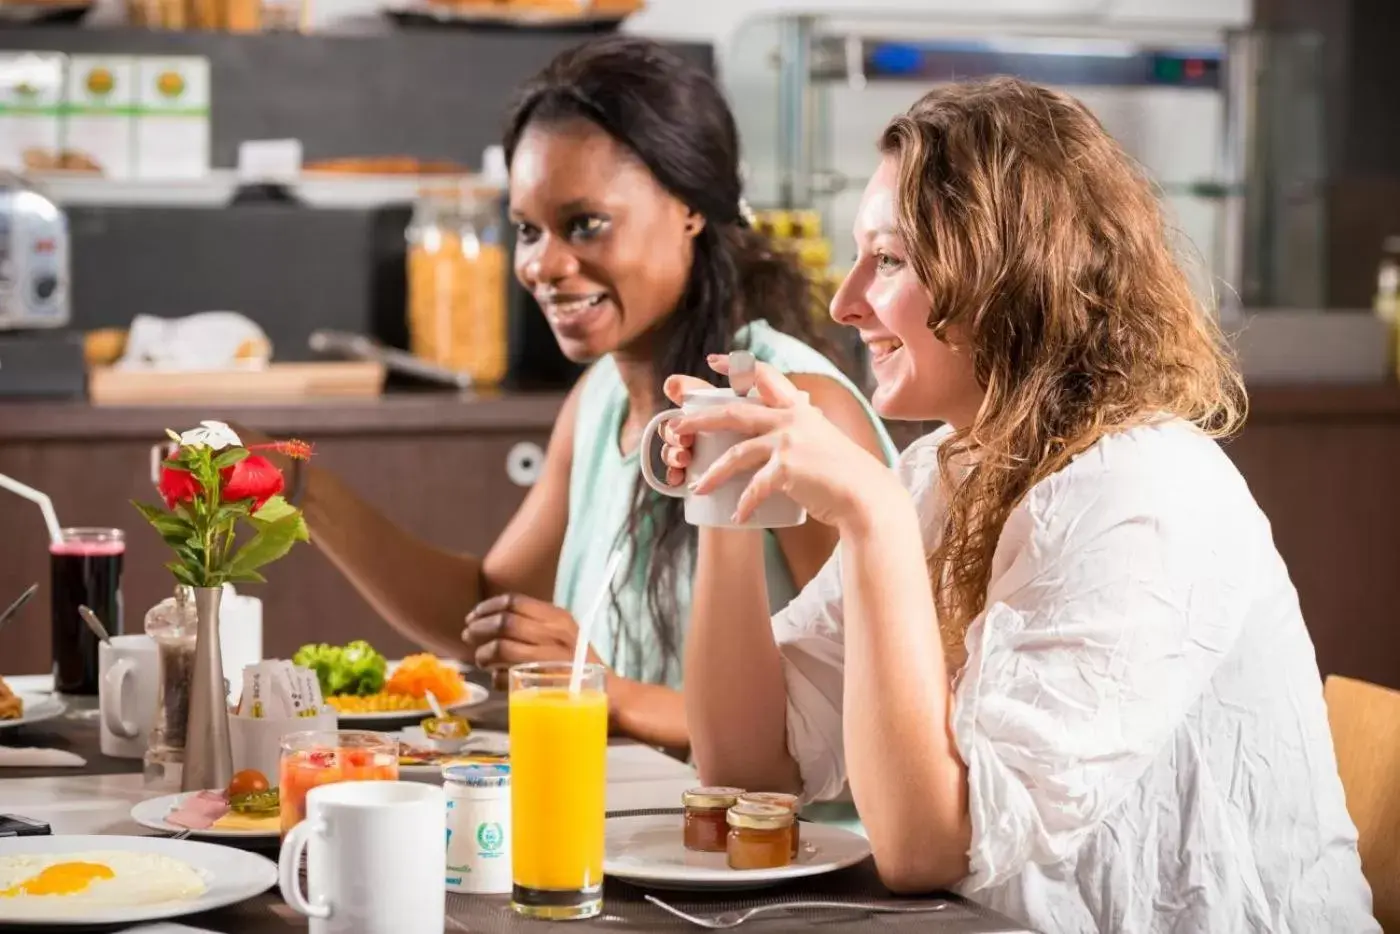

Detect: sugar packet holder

[237,661,325,719]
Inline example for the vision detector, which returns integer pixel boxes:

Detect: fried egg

[0,851,207,918]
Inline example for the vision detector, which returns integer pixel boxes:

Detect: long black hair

[504,36,829,683]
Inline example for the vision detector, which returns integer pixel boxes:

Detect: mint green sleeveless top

[553,320,898,689]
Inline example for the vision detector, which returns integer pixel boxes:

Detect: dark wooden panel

[1224,416,1400,688]
[0,427,550,674]
[6,391,1400,694]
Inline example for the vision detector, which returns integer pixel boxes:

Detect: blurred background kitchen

[1,0,1396,690]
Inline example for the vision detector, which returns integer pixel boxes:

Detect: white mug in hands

[639,387,807,529]
[99,635,159,759]
[279,781,446,934]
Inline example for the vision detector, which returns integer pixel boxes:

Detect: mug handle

[149,440,177,488]
[279,818,332,920]
[638,409,688,499]
[101,658,137,739]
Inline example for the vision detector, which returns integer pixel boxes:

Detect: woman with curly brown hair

[665,77,1377,931]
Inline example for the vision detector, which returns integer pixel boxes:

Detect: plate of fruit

[293,642,488,725]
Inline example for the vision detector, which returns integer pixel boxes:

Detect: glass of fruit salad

[278,729,399,836]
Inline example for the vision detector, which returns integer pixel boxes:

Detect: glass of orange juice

[278,729,399,836]
[509,662,608,920]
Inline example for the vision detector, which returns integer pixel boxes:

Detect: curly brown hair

[878,77,1246,665]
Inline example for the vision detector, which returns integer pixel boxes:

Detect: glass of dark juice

[50,527,125,695]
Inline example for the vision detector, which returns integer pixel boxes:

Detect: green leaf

[227,513,304,577]
[165,428,182,443]
[166,561,199,587]
[225,569,268,584]
[252,495,296,523]
[213,447,250,470]
[212,502,251,530]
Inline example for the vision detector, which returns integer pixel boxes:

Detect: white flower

[178,420,242,451]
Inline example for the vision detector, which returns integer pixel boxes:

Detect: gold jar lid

[727,802,793,831]
[682,786,746,810]
[738,792,799,813]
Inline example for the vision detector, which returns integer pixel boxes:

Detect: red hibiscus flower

[220,455,285,511]
[158,466,202,510]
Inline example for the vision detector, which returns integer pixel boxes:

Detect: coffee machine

[0,172,84,398]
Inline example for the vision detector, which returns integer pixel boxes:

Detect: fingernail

[730,511,741,524]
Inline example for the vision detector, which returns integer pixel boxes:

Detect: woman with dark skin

[248,37,895,753]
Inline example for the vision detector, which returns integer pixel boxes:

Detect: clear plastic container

[406,182,509,387]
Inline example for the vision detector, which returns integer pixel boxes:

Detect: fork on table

[644,894,948,929]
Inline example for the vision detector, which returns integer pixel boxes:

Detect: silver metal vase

[181,585,232,792]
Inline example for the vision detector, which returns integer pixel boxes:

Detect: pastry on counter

[21,147,104,174]
[305,156,467,176]
[0,677,23,721]
[84,328,127,367]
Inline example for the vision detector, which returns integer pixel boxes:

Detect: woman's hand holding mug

[654,355,902,533]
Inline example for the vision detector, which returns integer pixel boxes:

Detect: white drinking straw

[569,547,626,694]
[0,474,61,546]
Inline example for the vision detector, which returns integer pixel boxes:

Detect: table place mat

[0,697,144,780]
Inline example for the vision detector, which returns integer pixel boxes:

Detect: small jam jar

[738,792,800,858]
[726,802,795,870]
[682,786,745,853]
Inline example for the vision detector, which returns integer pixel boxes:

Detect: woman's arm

[236,380,583,659]
[837,482,969,892]
[682,371,886,787]
[671,361,965,890]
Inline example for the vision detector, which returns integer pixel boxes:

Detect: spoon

[424,689,446,720]
[0,583,39,636]
[421,690,469,753]
[78,605,111,645]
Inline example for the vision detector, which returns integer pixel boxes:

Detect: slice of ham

[166,790,230,829]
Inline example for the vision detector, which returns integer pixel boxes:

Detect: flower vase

[181,586,232,792]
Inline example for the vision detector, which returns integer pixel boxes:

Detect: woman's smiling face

[509,118,700,363]
[828,155,983,426]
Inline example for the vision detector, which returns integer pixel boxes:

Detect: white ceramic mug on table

[639,387,807,529]
[279,780,446,934]
[98,634,158,759]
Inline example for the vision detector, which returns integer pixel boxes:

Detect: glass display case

[724,12,1327,315]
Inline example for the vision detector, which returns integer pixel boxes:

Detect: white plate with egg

[130,793,279,840]
[0,693,66,731]
[603,813,872,891]
[0,834,277,926]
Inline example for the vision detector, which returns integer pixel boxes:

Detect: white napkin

[117,311,272,372]
[0,746,87,768]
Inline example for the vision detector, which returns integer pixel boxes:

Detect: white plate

[130,793,279,840]
[0,833,276,926]
[603,813,872,891]
[395,726,509,776]
[330,681,489,725]
[0,693,66,731]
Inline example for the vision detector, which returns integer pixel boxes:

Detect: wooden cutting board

[88,361,386,404]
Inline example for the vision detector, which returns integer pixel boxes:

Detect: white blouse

[773,419,1378,933]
